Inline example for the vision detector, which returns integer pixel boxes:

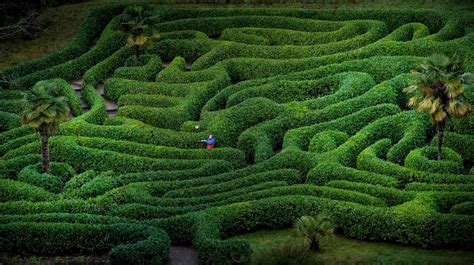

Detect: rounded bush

[405,146,463,174]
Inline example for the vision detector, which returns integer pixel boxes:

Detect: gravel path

[169,246,198,265]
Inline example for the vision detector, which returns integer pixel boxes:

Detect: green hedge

[114,54,162,82]
[308,162,398,187]
[450,201,474,215]
[49,136,230,174]
[431,132,474,162]
[0,179,56,202]
[17,163,75,193]
[357,139,474,184]
[0,111,20,132]
[0,222,170,264]
[405,146,464,174]
[84,46,133,87]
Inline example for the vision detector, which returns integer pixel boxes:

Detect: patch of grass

[231,229,474,265]
[0,2,96,70]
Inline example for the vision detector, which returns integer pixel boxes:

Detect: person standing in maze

[200,134,216,149]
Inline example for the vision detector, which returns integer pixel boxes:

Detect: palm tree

[21,81,70,173]
[294,214,334,251]
[404,54,472,160]
[120,5,160,62]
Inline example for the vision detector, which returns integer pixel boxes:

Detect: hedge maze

[1,4,473,264]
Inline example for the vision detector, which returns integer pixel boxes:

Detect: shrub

[0,222,170,264]
[405,146,464,174]
[17,163,75,193]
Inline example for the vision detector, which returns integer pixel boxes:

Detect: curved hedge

[1,4,473,263]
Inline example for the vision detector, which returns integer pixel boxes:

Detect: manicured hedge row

[0,137,37,159]
[118,94,181,108]
[405,182,474,192]
[149,38,218,62]
[219,32,470,81]
[200,193,473,252]
[156,57,226,83]
[0,154,40,179]
[0,126,34,145]
[60,116,209,148]
[17,163,75,193]
[156,6,450,33]
[0,179,56,202]
[431,132,474,162]
[209,97,283,147]
[163,169,302,198]
[405,146,463,174]
[0,199,112,215]
[84,46,133,87]
[0,222,170,265]
[324,180,414,206]
[450,201,474,215]
[0,213,134,225]
[432,192,474,213]
[193,20,387,69]
[0,90,24,100]
[114,54,162,82]
[383,22,429,41]
[193,213,251,265]
[0,111,20,131]
[104,77,201,101]
[118,105,191,130]
[57,136,245,169]
[0,4,126,85]
[308,162,398,187]
[157,13,341,37]
[203,57,417,114]
[220,20,363,46]
[0,99,22,114]
[357,139,474,184]
[316,111,426,167]
[309,130,348,153]
[227,71,375,108]
[49,136,229,174]
[283,103,401,152]
[98,181,289,209]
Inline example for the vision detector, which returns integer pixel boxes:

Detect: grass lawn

[231,229,474,265]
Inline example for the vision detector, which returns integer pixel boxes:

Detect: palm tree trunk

[310,240,319,251]
[437,121,444,160]
[40,133,50,173]
[134,45,140,62]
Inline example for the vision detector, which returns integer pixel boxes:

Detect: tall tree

[404,54,472,160]
[120,5,160,62]
[21,81,70,173]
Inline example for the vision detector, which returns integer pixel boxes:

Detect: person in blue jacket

[200,134,215,149]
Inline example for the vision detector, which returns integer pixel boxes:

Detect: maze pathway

[69,80,118,117]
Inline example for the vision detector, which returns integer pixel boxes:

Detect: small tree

[120,5,159,62]
[294,214,334,251]
[404,54,472,160]
[21,81,70,173]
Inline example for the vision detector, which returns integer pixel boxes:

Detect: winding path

[69,79,118,117]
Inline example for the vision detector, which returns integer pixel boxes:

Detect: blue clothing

[204,137,215,145]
